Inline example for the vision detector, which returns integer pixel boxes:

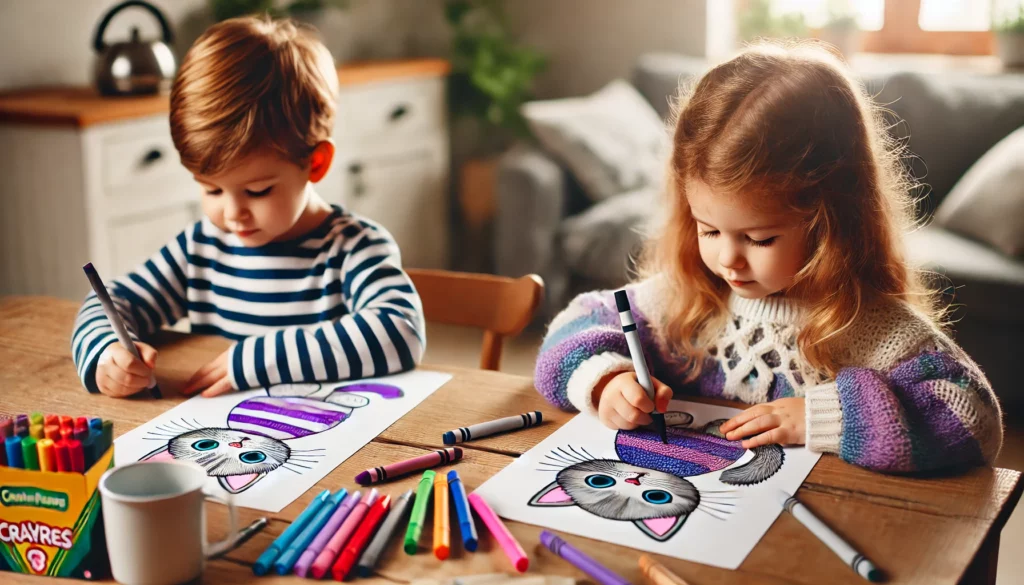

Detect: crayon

[615,290,667,443]
[44,424,60,442]
[68,439,84,473]
[44,415,59,428]
[448,470,478,552]
[468,493,528,572]
[778,490,883,582]
[253,489,331,576]
[100,420,114,454]
[541,530,629,585]
[331,493,391,580]
[89,418,103,432]
[433,471,450,559]
[355,447,462,486]
[60,427,74,442]
[294,489,362,577]
[443,411,543,445]
[274,489,348,575]
[83,262,162,398]
[30,412,44,426]
[37,439,56,472]
[210,517,269,560]
[74,423,89,442]
[639,554,691,585]
[82,431,98,469]
[0,440,5,467]
[21,437,39,470]
[54,441,71,472]
[6,436,24,468]
[404,470,436,554]
[29,424,43,440]
[0,418,12,439]
[311,490,377,579]
[59,416,73,430]
[357,490,413,577]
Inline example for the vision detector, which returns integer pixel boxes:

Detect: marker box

[0,444,114,579]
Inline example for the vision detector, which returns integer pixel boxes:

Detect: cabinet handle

[389,104,410,121]
[140,148,163,166]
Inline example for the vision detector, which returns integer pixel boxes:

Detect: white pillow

[934,124,1024,258]
[522,79,668,202]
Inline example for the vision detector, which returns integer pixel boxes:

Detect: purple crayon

[540,531,631,585]
[355,447,463,485]
[293,491,362,577]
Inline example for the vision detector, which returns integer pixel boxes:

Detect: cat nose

[229,442,243,448]
[625,472,646,486]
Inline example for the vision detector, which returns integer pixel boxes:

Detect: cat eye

[240,451,267,464]
[642,489,673,504]
[585,474,616,489]
[192,439,219,451]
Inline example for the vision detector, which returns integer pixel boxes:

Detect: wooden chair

[407,269,544,371]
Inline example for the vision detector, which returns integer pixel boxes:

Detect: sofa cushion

[932,124,1024,258]
[522,80,667,202]
[905,225,1024,321]
[560,188,657,283]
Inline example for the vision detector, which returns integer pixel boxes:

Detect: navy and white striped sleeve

[70,230,191,393]
[226,224,425,390]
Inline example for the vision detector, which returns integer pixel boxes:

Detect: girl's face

[686,178,808,299]
[194,149,326,247]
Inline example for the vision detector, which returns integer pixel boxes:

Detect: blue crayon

[5,436,24,469]
[89,418,103,432]
[273,489,347,575]
[253,489,330,576]
[447,470,478,552]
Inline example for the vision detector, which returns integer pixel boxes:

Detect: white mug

[99,460,238,585]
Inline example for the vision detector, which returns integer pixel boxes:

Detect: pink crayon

[310,489,379,579]
[293,491,363,577]
[469,492,529,573]
[355,447,463,485]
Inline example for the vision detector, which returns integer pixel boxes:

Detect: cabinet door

[106,203,199,277]
[339,145,449,269]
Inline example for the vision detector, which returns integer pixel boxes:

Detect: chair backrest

[407,269,544,371]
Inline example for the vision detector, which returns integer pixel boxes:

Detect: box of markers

[0,415,113,579]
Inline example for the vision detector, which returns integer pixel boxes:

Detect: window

[918,0,990,31]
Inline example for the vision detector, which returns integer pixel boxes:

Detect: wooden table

[0,296,1020,585]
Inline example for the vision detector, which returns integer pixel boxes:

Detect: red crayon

[67,439,84,473]
[355,447,463,486]
[44,414,59,427]
[75,417,88,430]
[44,425,60,441]
[0,419,12,439]
[60,427,74,442]
[332,495,392,581]
[59,416,73,431]
[54,441,71,472]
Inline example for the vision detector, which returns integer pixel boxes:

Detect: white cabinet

[0,63,450,300]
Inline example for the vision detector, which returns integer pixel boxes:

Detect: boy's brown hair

[170,16,338,175]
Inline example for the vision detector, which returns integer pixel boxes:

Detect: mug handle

[202,490,238,559]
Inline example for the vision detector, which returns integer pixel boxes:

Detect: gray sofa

[495,53,1024,412]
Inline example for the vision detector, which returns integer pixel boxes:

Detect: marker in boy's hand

[182,348,234,397]
[96,342,159,398]
[594,371,672,431]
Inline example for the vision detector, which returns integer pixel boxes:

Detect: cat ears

[528,481,575,507]
[138,445,267,494]
[528,481,687,542]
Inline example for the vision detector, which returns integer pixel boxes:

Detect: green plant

[445,0,547,142]
[738,0,808,42]
[994,3,1024,33]
[823,0,858,31]
[208,0,347,22]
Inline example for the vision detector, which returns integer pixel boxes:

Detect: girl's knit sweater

[535,277,1003,473]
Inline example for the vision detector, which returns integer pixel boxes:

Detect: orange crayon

[37,438,56,472]
[433,471,450,560]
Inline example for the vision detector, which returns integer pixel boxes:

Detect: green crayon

[404,470,435,554]
[21,437,39,470]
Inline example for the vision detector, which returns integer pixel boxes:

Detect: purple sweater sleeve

[534,286,666,411]
[833,350,1002,473]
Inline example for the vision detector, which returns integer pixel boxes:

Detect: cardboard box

[0,447,113,579]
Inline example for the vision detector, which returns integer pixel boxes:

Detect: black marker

[614,290,668,444]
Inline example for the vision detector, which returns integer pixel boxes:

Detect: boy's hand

[595,371,673,430]
[183,349,234,397]
[719,397,806,448]
[96,342,158,398]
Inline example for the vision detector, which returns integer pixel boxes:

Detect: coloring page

[115,370,451,512]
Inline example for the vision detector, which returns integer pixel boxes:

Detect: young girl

[534,41,1003,473]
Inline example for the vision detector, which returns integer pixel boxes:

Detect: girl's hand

[719,398,806,448]
[594,371,673,431]
[183,349,234,397]
[96,342,158,398]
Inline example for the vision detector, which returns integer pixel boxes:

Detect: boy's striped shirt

[71,205,425,393]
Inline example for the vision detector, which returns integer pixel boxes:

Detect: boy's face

[686,178,808,299]
[194,151,314,247]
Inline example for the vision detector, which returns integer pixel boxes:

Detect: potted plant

[445,0,547,271]
[994,2,1024,67]
[818,1,859,57]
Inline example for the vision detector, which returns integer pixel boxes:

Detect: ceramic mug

[98,460,238,585]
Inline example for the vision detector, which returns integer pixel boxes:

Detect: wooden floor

[420,323,1024,585]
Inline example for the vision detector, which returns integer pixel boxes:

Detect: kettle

[93,0,177,96]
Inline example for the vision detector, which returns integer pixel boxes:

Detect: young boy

[71,17,425,398]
